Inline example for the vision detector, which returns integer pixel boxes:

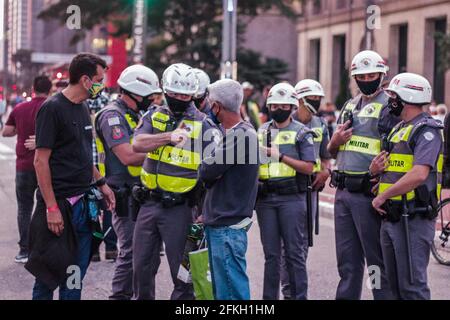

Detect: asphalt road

[0,136,449,300]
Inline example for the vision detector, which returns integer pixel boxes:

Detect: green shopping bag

[189,246,214,300]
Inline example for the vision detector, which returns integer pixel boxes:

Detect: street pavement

[0,135,449,300]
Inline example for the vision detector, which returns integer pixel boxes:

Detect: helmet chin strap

[302,98,318,115]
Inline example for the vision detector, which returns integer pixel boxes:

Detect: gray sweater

[199,121,259,226]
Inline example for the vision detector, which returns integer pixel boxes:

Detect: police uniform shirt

[295,124,317,164]
[338,91,400,137]
[135,103,221,192]
[404,113,442,184]
[96,99,140,186]
[259,119,317,177]
[293,113,332,161]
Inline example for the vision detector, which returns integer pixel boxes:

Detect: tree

[435,31,450,73]
[237,49,289,89]
[39,0,296,80]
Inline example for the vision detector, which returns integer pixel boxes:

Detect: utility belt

[382,187,439,223]
[131,183,204,210]
[330,171,374,196]
[258,177,308,198]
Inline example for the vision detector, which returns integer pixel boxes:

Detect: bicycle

[431,197,450,266]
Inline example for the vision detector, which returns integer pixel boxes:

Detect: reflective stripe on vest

[338,135,381,156]
[258,124,301,181]
[379,123,443,201]
[140,110,203,193]
[310,116,324,173]
[95,107,142,178]
[336,93,387,174]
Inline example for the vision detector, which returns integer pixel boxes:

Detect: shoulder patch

[424,131,434,141]
[108,116,121,127]
[111,126,125,140]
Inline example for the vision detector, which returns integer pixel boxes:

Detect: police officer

[242,81,262,130]
[192,68,210,112]
[132,63,220,300]
[294,79,332,220]
[371,73,442,300]
[279,79,332,299]
[95,64,161,300]
[327,50,399,300]
[256,83,316,300]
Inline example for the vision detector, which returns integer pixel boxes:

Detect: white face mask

[435,114,446,123]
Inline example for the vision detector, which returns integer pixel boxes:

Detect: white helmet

[193,68,210,99]
[385,73,432,105]
[162,63,199,95]
[294,79,325,99]
[351,50,388,76]
[117,64,161,97]
[294,79,325,114]
[242,81,254,90]
[267,83,299,107]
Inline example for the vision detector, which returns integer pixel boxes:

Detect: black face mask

[304,98,322,114]
[124,91,153,112]
[165,95,191,117]
[270,109,292,123]
[193,95,207,110]
[356,77,381,96]
[388,97,404,117]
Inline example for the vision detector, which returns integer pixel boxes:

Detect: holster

[382,200,403,223]
[331,171,373,196]
[414,185,438,220]
[111,185,131,218]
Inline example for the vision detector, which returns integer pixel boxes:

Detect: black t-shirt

[36,92,93,198]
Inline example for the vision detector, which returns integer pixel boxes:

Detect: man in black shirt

[29,53,115,300]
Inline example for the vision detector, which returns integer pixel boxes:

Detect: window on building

[332,35,346,102]
[434,18,447,104]
[312,0,322,15]
[389,23,408,76]
[398,24,408,73]
[309,38,321,81]
[336,0,347,10]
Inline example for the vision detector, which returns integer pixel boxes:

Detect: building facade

[296,0,450,107]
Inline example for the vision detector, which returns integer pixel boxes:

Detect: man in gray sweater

[199,79,259,300]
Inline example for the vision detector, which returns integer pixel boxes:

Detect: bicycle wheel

[431,198,450,266]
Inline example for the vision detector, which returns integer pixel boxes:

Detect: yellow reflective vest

[94,102,142,178]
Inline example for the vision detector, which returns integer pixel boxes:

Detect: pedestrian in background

[199,79,259,300]
[2,75,52,264]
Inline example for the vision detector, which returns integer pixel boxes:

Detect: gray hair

[207,79,243,114]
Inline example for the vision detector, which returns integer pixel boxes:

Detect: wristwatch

[95,177,106,187]
[279,153,285,162]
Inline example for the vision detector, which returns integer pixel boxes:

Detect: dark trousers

[133,200,194,300]
[381,217,435,299]
[256,194,308,300]
[15,170,38,252]
[334,189,392,300]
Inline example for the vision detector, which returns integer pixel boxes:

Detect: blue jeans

[32,199,92,300]
[206,226,250,300]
